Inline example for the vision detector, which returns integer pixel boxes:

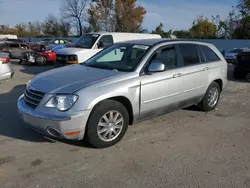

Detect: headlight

[45,94,78,111]
[66,55,78,64]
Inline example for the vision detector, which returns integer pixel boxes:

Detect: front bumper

[17,95,91,141]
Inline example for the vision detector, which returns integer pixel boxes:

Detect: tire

[86,100,129,148]
[233,68,247,79]
[36,56,47,66]
[198,82,221,112]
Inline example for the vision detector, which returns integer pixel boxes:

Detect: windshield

[228,48,243,53]
[52,45,64,52]
[46,45,55,50]
[74,34,100,49]
[84,43,150,72]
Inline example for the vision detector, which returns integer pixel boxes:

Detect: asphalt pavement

[0,61,250,188]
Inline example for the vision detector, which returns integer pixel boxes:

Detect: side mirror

[97,41,104,49]
[148,60,165,73]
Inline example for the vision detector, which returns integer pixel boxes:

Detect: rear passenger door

[177,43,209,103]
[198,44,223,86]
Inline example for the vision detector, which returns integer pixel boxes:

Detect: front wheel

[85,100,129,148]
[36,56,47,66]
[198,82,221,112]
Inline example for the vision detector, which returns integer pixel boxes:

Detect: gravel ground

[0,61,250,188]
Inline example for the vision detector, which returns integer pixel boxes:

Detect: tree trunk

[77,17,82,36]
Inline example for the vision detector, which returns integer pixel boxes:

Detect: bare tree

[60,0,88,36]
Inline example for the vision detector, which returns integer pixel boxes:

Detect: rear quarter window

[200,45,221,62]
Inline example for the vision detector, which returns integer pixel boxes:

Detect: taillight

[0,57,10,64]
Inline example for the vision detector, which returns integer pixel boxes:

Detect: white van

[54,32,161,67]
[0,34,18,40]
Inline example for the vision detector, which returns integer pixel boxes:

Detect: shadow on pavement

[0,84,49,143]
[19,65,52,76]
[11,59,52,76]
[0,84,91,147]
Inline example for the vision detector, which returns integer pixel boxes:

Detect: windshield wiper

[86,64,115,70]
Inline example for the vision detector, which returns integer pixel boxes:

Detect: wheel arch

[89,96,134,125]
[213,79,223,91]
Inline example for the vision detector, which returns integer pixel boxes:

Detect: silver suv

[17,39,228,148]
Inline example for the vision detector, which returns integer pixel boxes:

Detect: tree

[42,15,71,37]
[172,30,191,38]
[87,0,146,32]
[151,23,172,38]
[88,0,115,32]
[60,0,88,36]
[114,0,146,32]
[232,15,250,39]
[212,6,241,39]
[190,16,217,39]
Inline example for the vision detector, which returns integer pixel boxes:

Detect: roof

[118,38,212,46]
[89,32,159,35]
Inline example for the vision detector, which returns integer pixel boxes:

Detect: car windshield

[84,43,150,72]
[228,49,243,53]
[74,34,100,49]
[52,45,64,52]
[46,45,55,50]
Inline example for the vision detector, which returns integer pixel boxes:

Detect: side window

[149,45,178,70]
[199,45,220,62]
[98,35,114,49]
[179,44,200,66]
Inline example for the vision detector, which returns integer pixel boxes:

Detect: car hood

[29,65,125,93]
[56,47,88,55]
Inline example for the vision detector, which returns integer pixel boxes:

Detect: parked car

[0,52,14,81]
[233,49,250,80]
[0,41,32,59]
[27,42,46,51]
[224,48,245,64]
[39,39,72,46]
[219,49,225,56]
[35,44,68,65]
[54,32,161,68]
[17,39,227,148]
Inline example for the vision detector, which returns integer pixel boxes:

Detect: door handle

[173,73,182,78]
[203,67,209,71]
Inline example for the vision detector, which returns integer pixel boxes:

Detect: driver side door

[139,44,183,118]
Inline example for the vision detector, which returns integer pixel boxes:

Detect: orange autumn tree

[87,0,146,32]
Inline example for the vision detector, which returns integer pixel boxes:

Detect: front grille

[56,54,67,65]
[24,87,45,109]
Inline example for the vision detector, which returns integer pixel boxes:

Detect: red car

[36,45,65,65]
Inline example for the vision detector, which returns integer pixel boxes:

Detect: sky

[0,0,238,31]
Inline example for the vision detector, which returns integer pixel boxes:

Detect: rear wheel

[233,67,247,79]
[86,100,129,148]
[198,82,221,112]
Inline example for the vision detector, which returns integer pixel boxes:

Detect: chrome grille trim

[24,87,45,109]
